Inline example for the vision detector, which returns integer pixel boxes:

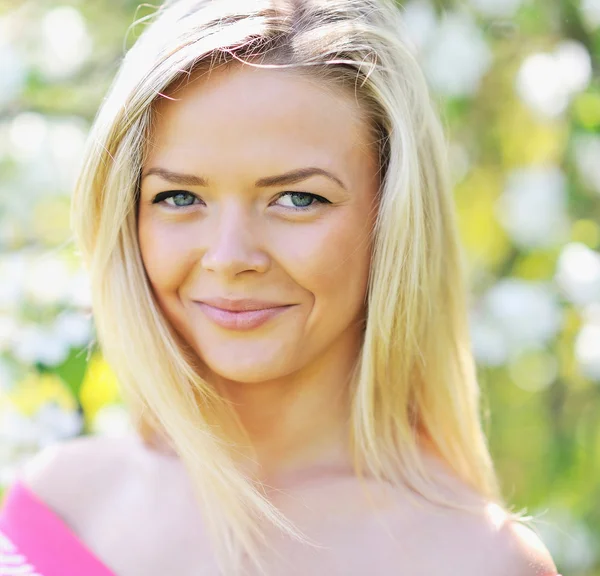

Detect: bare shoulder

[489,514,559,576]
[445,500,559,576]
[397,496,559,576]
[20,434,138,496]
[16,434,210,575]
[17,433,160,529]
[393,454,559,576]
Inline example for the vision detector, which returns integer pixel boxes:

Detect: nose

[200,203,270,277]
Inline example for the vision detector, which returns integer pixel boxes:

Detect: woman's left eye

[274,192,330,210]
[152,191,201,207]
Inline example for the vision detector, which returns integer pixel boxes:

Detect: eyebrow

[141,166,347,190]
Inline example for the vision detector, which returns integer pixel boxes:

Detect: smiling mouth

[195,302,294,331]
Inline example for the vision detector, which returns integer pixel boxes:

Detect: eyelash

[151,190,331,211]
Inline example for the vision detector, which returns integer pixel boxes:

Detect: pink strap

[0,481,115,576]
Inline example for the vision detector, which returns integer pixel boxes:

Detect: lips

[195,300,294,331]
[197,297,289,312]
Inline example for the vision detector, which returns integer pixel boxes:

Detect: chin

[196,347,300,384]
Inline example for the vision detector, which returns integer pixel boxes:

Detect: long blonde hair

[72,0,502,572]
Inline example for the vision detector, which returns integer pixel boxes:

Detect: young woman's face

[138,64,380,383]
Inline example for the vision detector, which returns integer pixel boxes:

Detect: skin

[137,63,379,481]
[19,62,558,576]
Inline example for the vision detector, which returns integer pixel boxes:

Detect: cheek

[138,215,195,299]
[274,210,373,313]
[138,217,204,348]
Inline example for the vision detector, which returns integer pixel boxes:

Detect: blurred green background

[0,0,599,573]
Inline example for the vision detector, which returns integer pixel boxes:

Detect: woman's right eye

[152,190,202,207]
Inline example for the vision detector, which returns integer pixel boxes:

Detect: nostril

[200,244,270,276]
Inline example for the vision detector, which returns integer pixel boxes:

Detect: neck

[218,328,362,486]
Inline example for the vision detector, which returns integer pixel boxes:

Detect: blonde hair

[72,0,503,572]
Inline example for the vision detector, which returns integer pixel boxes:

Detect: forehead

[146,63,375,170]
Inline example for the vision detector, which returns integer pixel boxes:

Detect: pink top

[0,480,115,576]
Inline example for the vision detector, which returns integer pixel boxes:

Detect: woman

[0,0,560,574]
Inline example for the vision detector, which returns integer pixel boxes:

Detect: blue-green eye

[150,190,329,211]
[275,192,329,209]
[152,190,201,207]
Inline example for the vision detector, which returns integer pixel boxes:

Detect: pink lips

[195,299,293,331]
